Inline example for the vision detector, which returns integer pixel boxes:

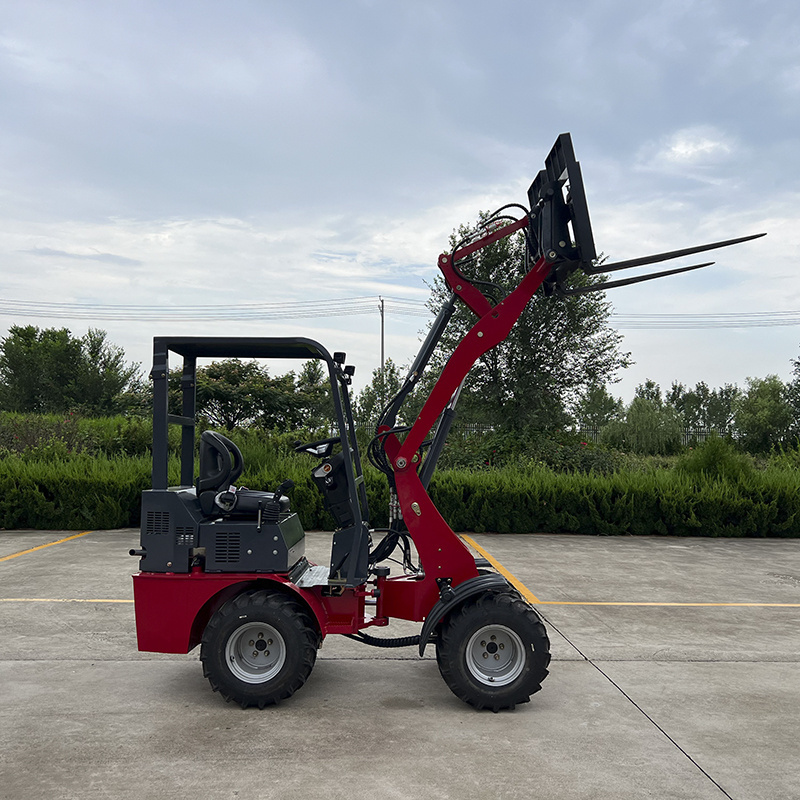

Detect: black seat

[197,431,243,495]
[214,487,290,518]
[197,431,290,520]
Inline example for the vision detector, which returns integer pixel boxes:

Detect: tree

[600,396,683,455]
[425,217,631,431]
[667,381,704,428]
[294,359,333,431]
[0,325,139,415]
[77,329,141,415]
[706,384,740,431]
[195,360,280,430]
[354,358,403,427]
[785,351,800,437]
[635,379,663,405]
[666,380,739,431]
[733,375,793,454]
[573,384,623,430]
[171,358,333,431]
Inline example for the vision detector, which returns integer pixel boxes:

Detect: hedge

[428,467,800,537]
[0,454,797,536]
[0,456,149,530]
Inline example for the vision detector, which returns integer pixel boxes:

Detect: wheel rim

[225,622,286,684]
[465,625,526,687]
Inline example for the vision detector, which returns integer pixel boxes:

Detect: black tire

[435,592,550,712]
[200,590,319,709]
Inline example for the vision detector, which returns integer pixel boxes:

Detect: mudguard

[418,573,511,656]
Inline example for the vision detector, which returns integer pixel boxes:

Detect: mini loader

[130,133,763,710]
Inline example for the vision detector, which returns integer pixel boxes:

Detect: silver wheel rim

[225,622,286,684]
[465,625,526,687]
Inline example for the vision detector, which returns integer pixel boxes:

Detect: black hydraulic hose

[368,526,398,564]
[376,294,458,433]
[344,632,422,648]
[449,251,502,305]
[449,206,536,304]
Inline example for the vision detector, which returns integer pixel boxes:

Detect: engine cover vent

[145,511,169,536]
[175,527,194,547]
[215,531,241,563]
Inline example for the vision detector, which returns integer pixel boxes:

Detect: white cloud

[662,132,733,164]
[636,127,737,180]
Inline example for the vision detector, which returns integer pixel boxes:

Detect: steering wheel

[293,436,341,458]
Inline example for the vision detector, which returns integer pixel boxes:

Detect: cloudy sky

[1,0,798,402]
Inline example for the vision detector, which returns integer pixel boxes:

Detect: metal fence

[576,427,733,446]
[354,420,732,446]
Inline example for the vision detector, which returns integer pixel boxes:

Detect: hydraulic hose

[344,632,422,648]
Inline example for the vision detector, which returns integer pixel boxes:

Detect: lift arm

[375,132,765,620]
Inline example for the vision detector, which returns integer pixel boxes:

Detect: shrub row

[0,456,149,530]
[0,452,797,536]
[0,412,157,458]
[429,466,800,537]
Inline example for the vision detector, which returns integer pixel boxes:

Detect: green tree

[635,379,663,405]
[785,351,800,437]
[666,380,739,431]
[600,396,683,455]
[171,358,333,431]
[195,360,308,430]
[668,381,707,428]
[195,360,269,429]
[294,359,333,431]
[354,358,403,427]
[425,217,630,432]
[733,375,793,454]
[77,329,140,415]
[706,384,740,431]
[0,325,139,415]
[573,384,623,429]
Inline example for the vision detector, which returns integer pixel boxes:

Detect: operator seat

[196,431,290,520]
[198,431,243,493]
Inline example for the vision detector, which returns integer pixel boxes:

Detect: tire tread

[436,591,550,712]
[200,589,318,709]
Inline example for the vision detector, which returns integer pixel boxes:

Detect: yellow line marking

[0,598,132,603]
[0,531,91,562]
[4,535,793,609]
[460,536,797,608]
[461,535,541,603]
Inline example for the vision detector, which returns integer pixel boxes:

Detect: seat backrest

[197,431,244,494]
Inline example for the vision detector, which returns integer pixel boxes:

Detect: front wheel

[200,590,319,708]
[436,592,550,712]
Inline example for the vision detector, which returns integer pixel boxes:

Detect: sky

[1,0,799,405]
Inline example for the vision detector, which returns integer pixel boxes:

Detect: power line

[611,311,800,329]
[0,296,431,322]
[2,294,800,329]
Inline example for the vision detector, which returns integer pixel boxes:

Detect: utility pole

[378,296,385,405]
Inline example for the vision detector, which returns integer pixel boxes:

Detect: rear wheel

[200,590,319,708]
[436,592,550,712]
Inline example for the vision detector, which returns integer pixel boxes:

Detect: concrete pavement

[1,529,798,799]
